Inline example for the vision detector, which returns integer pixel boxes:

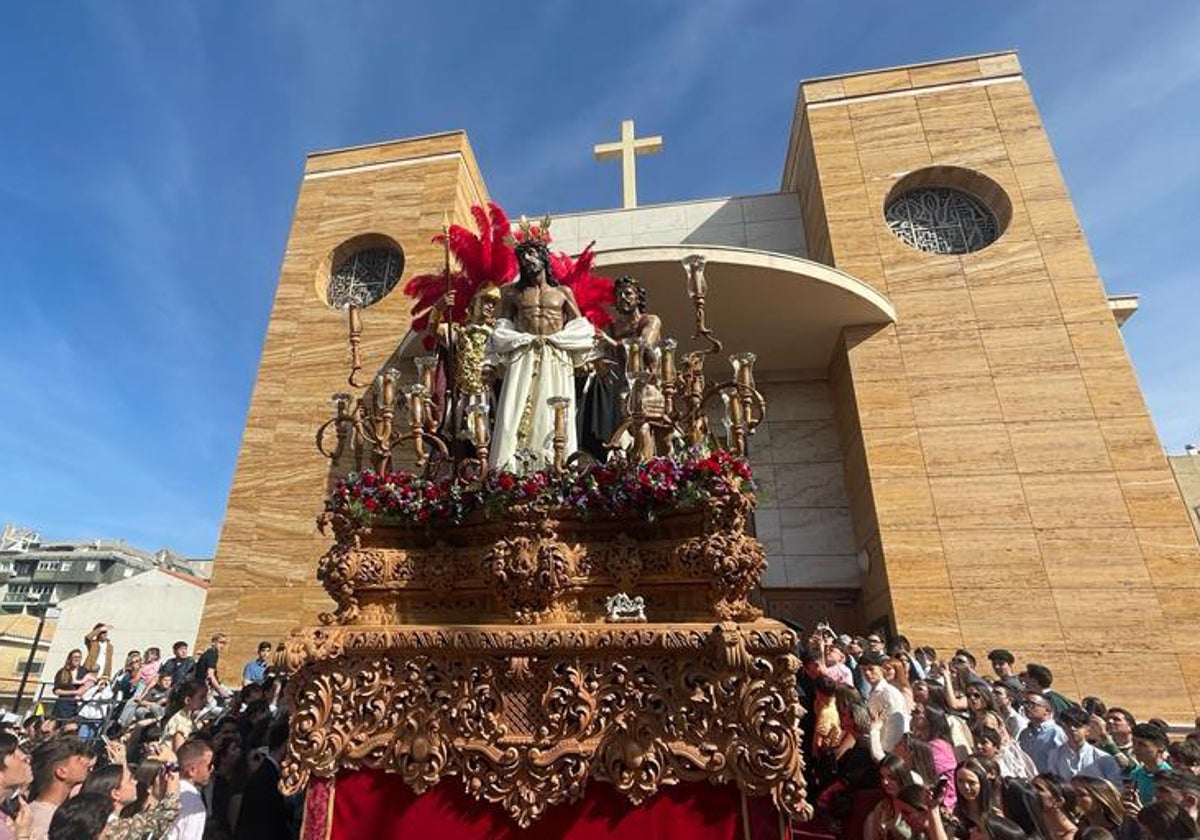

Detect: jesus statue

[489,237,595,472]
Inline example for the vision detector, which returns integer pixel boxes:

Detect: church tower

[198,133,488,657]
[784,52,1200,716]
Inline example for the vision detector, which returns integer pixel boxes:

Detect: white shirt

[867,679,910,752]
[166,780,206,840]
[1001,707,1029,740]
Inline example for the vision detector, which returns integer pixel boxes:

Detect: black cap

[987,648,1014,664]
[859,651,888,667]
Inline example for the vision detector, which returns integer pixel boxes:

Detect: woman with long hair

[139,647,162,684]
[964,684,999,728]
[954,757,996,836]
[50,649,93,723]
[113,650,144,701]
[895,782,952,840]
[206,733,244,840]
[884,658,916,711]
[1032,773,1078,840]
[1070,777,1137,840]
[910,707,959,811]
[121,759,164,818]
[833,691,880,788]
[865,754,921,840]
[160,680,207,752]
[81,760,180,839]
[1002,778,1049,840]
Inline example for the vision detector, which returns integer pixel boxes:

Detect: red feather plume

[402,202,519,348]
[551,245,615,329]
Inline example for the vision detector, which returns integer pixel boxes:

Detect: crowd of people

[796,626,1200,840]
[6,619,1200,840]
[0,625,290,840]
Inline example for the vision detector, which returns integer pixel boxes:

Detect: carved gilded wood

[280,484,809,826]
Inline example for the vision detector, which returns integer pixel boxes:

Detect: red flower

[497,473,516,491]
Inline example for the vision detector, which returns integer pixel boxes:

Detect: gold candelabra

[319,246,766,477]
[316,363,452,475]
[603,255,766,460]
[319,214,495,479]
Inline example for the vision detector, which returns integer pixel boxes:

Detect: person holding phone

[0,732,33,840]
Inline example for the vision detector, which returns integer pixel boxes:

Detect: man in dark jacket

[234,719,292,840]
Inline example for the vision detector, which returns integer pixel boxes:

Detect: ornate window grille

[327,247,404,309]
[885,187,999,255]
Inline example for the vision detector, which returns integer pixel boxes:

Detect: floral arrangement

[327,450,755,528]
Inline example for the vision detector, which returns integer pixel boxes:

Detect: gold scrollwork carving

[278,622,807,828]
[484,521,576,623]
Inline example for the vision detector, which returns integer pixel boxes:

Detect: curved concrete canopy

[592,245,895,375]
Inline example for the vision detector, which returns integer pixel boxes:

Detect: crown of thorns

[503,214,552,247]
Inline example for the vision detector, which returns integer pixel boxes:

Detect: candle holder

[659,338,678,417]
[548,396,571,472]
[317,376,448,475]
[682,254,722,355]
[465,401,491,472]
[345,304,367,388]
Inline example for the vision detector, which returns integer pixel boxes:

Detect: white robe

[489,316,594,472]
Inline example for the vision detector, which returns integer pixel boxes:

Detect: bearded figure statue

[577,275,662,461]
[488,237,595,472]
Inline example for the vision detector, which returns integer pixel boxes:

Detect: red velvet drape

[317,769,789,840]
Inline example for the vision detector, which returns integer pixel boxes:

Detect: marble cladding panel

[879,530,951,590]
[1158,588,1200,654]
[1136,526,1200,589]
[751,377,856,590]
[1075,653,1193,721]
[1036,528,1151,589]
[941,529,1048,590]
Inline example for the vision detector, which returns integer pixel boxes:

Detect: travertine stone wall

[787,53,1200,717]
[199,133,489,669]
[1169,455,1200,538]
[751,379,857,590]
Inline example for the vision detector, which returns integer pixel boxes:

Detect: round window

[885,187,1000,255]
[326,245,404,309]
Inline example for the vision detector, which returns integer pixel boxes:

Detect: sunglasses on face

[967,692,983,699]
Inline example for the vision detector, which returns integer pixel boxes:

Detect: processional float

[281,205,809,837]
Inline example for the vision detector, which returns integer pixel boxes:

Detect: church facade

[200,52,1200,718]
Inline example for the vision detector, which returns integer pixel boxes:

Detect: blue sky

[1,2,1197,557]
